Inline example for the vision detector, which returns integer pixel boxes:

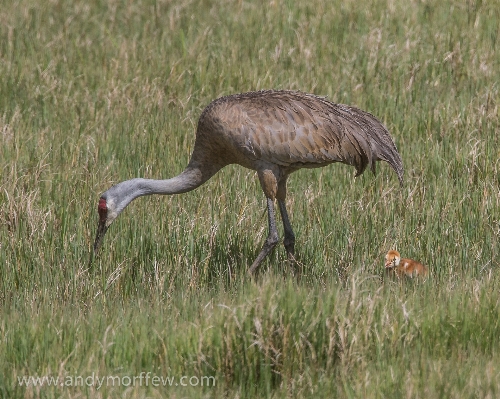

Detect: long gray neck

[133,167,205,196]
[104,166,212,217]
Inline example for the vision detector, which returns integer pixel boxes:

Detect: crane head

[91,179,145,261]
[385,250,401,268]
[92,193,123,255]
[92,197,110,254]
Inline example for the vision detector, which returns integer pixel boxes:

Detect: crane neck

[102,163,221,220]
[137,166,207,196]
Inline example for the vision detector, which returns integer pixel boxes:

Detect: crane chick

[385,250,428,278]
[92,90,404,275]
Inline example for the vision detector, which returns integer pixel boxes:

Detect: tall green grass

[1,0,499,397]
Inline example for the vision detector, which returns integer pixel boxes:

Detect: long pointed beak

[93,220,109,254]
[89,197,110,266]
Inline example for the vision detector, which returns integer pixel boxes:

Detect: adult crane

[92,90,404,274]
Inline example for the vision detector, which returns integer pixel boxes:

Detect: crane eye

[98,198,107,222]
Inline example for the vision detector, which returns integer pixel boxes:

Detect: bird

[384,249,428,278]
[92,90,404,275]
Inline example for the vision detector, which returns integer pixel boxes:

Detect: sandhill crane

[385,250,428,278]
[92,90,404,275]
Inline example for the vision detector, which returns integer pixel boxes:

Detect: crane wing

[201,90,404,185]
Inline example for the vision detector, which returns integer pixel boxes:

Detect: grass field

[1,0,499,397]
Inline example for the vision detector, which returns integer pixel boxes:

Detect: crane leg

[248,197,279,275]
[278,200,295,259]
[278,199,298,275]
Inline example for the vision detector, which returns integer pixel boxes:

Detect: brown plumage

[92,90,404,274]
[385,250,428,279]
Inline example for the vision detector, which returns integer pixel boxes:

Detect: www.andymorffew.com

[18,372,216,390]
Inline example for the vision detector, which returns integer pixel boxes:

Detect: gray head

[92,179,147,254]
